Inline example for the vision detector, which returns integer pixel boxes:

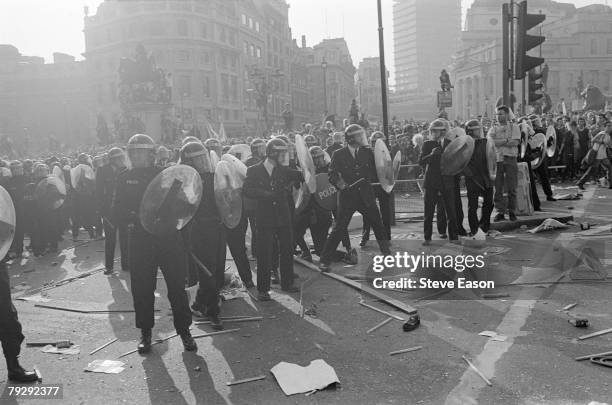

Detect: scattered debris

[575,350,612,361]
[527,218,569,234]
[16,295,51,303]
[194,366,201,372]
[42,345,80,355]
[590,356,612,369]
[85,360,126,374]
[462,356,492,386]
[195,317,262,325]
[27,340,73,348]
[226,375,266,386]
[403,314,421,332]
[192,329,240,339]
[89,338,118,355]
[359,300,405,321]
[366,317,393,334]
[270,359,340,396]
[389,346,423,356]
[482,246,511,256]
[303,304,318,318]
[562,303,578,311]
[554,193,582,201]
[568,318,589,328]
[478,331,508,341]
[580,223,591,231]
[578,328,612,341]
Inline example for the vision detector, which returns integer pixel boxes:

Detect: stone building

[356,57,388,124]
[0,45,93,154]
[451,0,612,119]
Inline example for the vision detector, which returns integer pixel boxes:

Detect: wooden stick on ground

[578,328,612,341]
[562,303,577,311]
[294,256,418,316]
[389,346,423,356]
[575,350,612,361]
[226,375,266,386]
[194,317,262,325]
[89,338,118,356]
[192,329,240,339]
[359,301,405,321]
[462,356,492,386]
[366,317,393,334]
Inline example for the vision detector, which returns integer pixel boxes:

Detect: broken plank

[575,350,612,361]
[578,328,612,341]
[226,375,266,386]
[562,303,577,311]
[89,338,118,355]
[462,356,492,386]
[389,346,423,356]
[359,301,405,321]
[294,256,418,316]
[366,317,393,334]
[194,317,262,325]
[192,329,240,339]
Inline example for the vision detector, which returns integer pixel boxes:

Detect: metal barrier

[394,164,425,218]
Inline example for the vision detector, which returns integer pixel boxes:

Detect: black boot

[137,329,152,354]
[378,240,391,255]
[179,330,198,352]
[208,313,224,331]
[7,357,38,383]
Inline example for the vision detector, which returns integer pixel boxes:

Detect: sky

[0,0,607,85]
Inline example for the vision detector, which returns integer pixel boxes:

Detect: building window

[148,21,164,36]
[256,47,261,58]
[249,44,255,57]
[176,50,190,63]
[608,39,612,54]
[200,22,207,38]
[248,17,253,29]
[231,76,238,101]
[199,50,210,65]
[255,21,260,32]
[243,41,249,55]
[591,39,597,55]
[219,25,226,42]
[229,32,236,47]
[177,20,188,36]
[241,14,246,25]
[203,76,210,98]
[178,75,191,96]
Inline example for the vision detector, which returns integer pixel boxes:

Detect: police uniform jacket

[328,146,378,207]
[419,139,452,190]
[96,164,122,218]
[243,162,303,228]
[463,138,492,190]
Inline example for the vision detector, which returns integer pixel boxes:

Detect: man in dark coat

[463,120,493,234]
[318,124,391,271]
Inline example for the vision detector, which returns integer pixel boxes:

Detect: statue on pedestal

[440,69,453,92]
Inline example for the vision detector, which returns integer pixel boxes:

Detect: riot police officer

[319,124,391,271]
[180,142,224,330]
[111,134,196,354]
[243,138,303,300]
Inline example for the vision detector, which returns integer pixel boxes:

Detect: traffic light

[515,0,545,80]
[528,69,544,104]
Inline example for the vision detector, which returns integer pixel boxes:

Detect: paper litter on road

[482,246,511,256]
[16,295,51,303]
[42,345,80,355]
[553,193,582,201]
[85,360,126,374]
[527,218,568,233]
[270,359,340,396]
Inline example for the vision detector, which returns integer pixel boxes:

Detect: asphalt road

[2,183,612,405]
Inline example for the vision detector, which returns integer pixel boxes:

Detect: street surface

[3,183,612,405]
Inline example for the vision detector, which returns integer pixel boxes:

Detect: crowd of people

[1,104,611,383]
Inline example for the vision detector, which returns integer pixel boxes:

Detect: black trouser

[190,221,226,317]
[453,175,465,232]
[578,158,612,186]
[321,198,387,264]
[534,157,553,197]
[424,182,457,241]
[247,215,257,256]
[129,230,192,333]
[226,216,253,286]
[361,187,391,242]
[31,209,59,254]
[9,209,24,256]
[0,262,24,360]
[103,218,129,271]
[526,160,541,210]
[294,208,332,256]
[332,211,351,251]
[256,225,294,292]
[466,179,493,234]
[563,152,576,180]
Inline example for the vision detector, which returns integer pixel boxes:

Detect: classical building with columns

[450,0,612,120]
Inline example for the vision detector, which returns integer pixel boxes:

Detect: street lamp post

[321,58,328,117]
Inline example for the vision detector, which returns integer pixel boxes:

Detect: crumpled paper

[42,345,80,355]
[271,359,339,396]
[85,360,125,374]
[527,218,568,234]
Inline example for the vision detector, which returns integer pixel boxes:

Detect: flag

[204,117,219,140]
[218,122,227,143]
